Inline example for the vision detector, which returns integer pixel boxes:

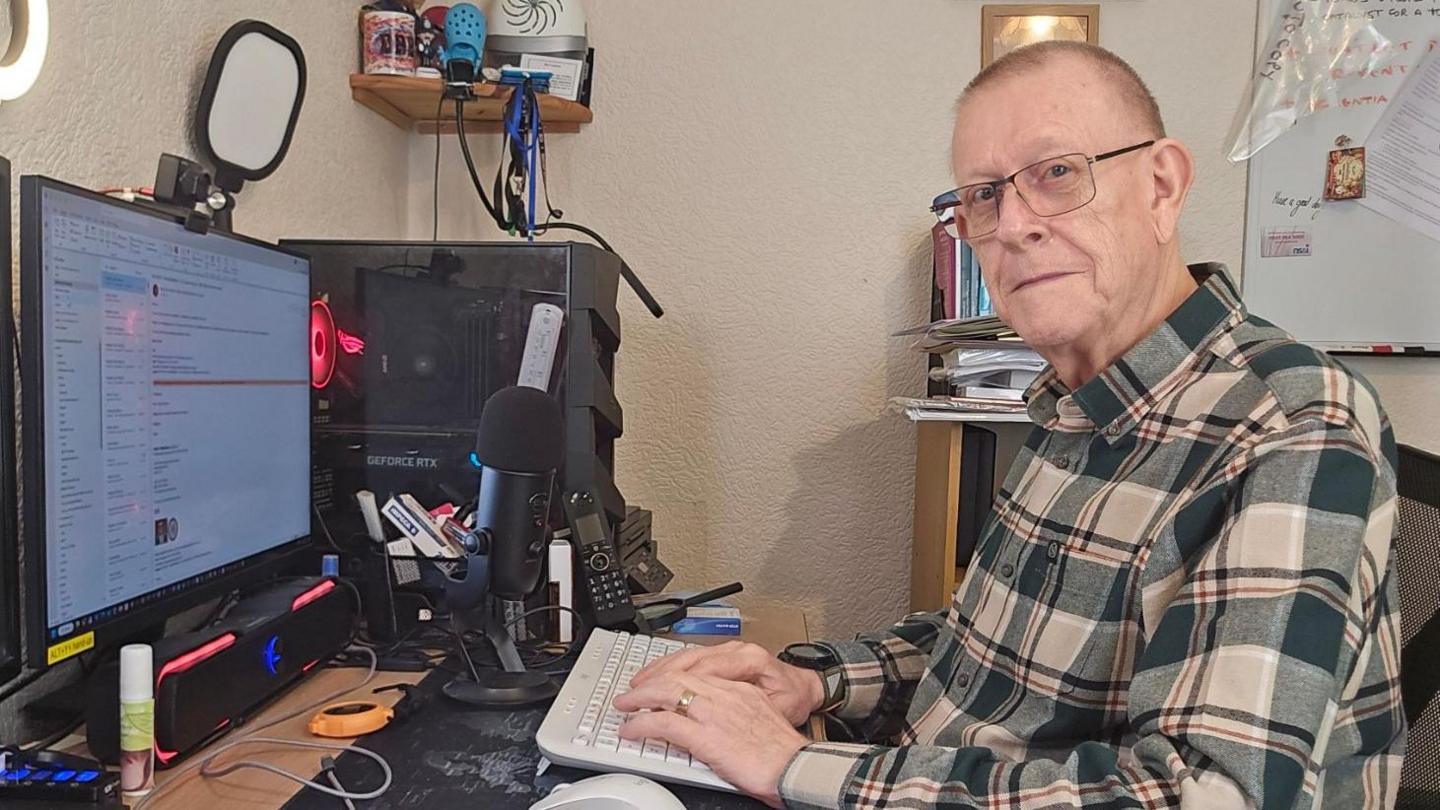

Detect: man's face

[952,59,1163,353]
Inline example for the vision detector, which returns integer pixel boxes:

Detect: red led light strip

[154,633,238,762]
[291,580,335,612]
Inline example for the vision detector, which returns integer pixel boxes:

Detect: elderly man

[615,42,1406,808]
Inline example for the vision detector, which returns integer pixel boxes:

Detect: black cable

[497,605,587,670]
[454,98,506,230]
[450,95,664,318]
[535,222,664,318]
[311,504,345,554]
[188,590,238,632]
[432,94,443,242]
[500,604,584,636]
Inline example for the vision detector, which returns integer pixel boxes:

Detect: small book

[669,605,741,636]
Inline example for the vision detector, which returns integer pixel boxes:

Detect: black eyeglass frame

[930,140,1156,238]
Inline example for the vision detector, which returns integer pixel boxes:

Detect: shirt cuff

[777,741,879,810]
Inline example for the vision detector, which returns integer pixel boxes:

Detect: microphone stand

[439,544,559,708]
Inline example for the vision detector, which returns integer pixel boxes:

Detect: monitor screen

[0,157,18,685]
[20,177,311,667]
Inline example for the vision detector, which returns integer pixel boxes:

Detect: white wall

[1,0,411,245]
[407,0,1262,638]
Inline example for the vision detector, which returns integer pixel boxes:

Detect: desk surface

[132,602,808,809]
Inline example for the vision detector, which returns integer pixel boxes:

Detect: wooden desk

[112,603,807,809]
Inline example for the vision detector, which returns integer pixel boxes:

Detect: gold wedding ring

[675,688,698,718]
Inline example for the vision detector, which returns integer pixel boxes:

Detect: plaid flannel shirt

[780,265,1406,809]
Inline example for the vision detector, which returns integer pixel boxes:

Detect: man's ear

[1148,138,1195,244]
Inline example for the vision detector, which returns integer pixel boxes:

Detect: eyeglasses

[931,140,1155,240]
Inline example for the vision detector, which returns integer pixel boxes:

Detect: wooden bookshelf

[349,73,593,134]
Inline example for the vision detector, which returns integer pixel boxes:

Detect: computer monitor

[0,157,20,685]
[19,176,313,669]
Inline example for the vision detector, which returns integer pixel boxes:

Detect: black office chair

[1395,444,1440,806]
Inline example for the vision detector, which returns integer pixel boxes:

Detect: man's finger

[631,643,736,685]
[612,673,705,714]
[618,707,706,751]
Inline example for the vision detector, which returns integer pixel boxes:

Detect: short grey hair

[960,41,1165,138]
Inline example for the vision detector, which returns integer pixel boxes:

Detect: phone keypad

[588,565,628,611]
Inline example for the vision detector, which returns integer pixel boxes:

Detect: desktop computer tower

[283,240,626,545]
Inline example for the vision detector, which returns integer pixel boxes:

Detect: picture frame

[981,5,1100,68]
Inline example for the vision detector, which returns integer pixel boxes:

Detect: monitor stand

[439,556,557,709]
[24,620,166,726]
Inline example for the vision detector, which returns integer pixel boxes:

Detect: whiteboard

[1244,0,1440,352]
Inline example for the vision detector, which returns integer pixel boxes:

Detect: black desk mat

[281,666,766,810]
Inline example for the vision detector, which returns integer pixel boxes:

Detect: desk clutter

[278,664,766,810]
[0,6,754,807]
[359,0,594,104]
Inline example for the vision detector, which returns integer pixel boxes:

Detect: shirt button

[1048,541,1061,561]
[956,673,971,688]
[1105,424,1119,437]
[1054,455,1070,470]
[1001,563,1014,578]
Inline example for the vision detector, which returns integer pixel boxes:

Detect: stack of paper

[888,396,1029,421]
[929,343,1046,400]
[893,315,1023,353]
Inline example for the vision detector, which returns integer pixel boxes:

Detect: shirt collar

[1025,263,1244,442]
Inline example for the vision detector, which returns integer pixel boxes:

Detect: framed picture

[981,5,1100,67]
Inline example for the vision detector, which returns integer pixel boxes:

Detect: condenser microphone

[473,385,564,599]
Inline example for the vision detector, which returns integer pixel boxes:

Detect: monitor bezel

[19,174,314,670]
[0,157,20,685]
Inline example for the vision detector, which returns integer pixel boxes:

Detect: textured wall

[0,0,409,740]
[406,0,1261,638]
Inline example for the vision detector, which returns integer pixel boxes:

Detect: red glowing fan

[310,300,337,389]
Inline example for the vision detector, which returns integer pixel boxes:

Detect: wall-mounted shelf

[349,74,593,134]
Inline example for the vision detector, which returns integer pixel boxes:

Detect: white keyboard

[535,628,737,793]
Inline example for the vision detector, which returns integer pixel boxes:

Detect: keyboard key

[618,737,643,755]
[642,739,668,760]
[666,746,691,765]
[595,732,620,751]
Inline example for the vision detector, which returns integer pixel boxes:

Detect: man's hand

[629,641,826,726]
[613,672,808,809]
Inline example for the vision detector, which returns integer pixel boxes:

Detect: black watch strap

[780,643,846,713]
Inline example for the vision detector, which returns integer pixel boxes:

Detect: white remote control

[517,302,564,390]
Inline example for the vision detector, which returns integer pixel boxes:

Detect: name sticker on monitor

[46,631,94,665]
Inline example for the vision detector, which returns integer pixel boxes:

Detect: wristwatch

[779,643,846,713]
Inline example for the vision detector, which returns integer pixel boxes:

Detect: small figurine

[416,14,446,77]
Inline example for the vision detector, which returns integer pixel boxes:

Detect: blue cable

[528,86,539,241]
[500,80,543,240]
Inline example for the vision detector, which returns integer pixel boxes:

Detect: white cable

[323,758,358,810]
[198,737,390,801]
[132,647,392,808]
